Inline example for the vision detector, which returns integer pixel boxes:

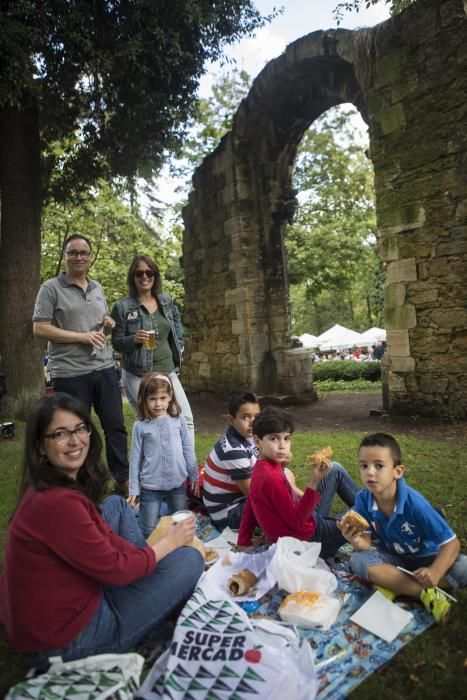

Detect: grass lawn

[0,404,466,697]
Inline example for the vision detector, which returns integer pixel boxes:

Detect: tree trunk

[0,102,44,419]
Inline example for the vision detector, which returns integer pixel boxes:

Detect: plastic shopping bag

[136,575,318,700]
[6,653,144,700]
[269,536,338,594]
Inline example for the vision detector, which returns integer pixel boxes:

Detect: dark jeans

[53,367,129,482]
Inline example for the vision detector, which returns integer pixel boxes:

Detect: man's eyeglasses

[65,250,92,259]
[135,270,156,279]
[44,424,91,445]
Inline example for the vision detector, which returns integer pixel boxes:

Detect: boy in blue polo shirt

[340,433,467,623]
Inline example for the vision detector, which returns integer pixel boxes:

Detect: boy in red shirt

[238,406,358,558]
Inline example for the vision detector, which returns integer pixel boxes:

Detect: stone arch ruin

[182,0,467,419]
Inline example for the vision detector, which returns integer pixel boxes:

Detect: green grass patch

[0,411,466,697]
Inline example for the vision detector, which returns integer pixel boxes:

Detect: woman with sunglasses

[111,255,194,443]
[0,393,203,663]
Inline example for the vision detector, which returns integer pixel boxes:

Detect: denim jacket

[111,293,184,376]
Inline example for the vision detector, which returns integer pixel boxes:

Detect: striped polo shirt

[202,425,258,527]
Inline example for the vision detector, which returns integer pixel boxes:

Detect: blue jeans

[53,366,128,482]
[350,547,467,589]
[311,462,358,559]
[139,485,188,538]
[39,496,204,663]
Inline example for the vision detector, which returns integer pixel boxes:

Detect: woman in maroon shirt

[0,393,203,664]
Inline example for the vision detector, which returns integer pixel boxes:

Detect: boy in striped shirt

[203,391,261,529]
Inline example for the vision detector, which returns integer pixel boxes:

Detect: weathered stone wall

[366,0,467,418]
[182,0,467,418]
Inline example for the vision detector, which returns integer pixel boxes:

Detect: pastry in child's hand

[228,569,257,596]
[307,447,333,470]
[340,510,369,533]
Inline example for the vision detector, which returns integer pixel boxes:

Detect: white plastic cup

[172,510,193,523]
[172,510,195,544]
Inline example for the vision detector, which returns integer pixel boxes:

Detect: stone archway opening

[285,102,381,344]
[183,30,369,400]
[182,0,467,419]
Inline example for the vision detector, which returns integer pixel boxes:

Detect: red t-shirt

[237,459,321,546]
[0,487,156,652]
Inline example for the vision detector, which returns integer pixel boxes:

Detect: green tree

[40,182,184,308]
[333,0,413,24]
[170,68,252,187]
[286,107,382,335]
[0,1,269,416]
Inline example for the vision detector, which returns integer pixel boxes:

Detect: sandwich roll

[307,447,333,471]
[228,569,258,596]
[340,510,370,533]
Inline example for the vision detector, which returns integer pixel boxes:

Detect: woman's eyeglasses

[44,424,91,445]
[65,250,91,259]
[135,270,156,279]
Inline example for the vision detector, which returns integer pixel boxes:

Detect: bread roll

[308,447,333,469]
[228,569,257,596]
[340,510,369,533]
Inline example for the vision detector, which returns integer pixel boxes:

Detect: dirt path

[189,392,467,444]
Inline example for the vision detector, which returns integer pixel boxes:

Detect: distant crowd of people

[311,340,387,363]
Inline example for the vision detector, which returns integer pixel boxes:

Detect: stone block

[407,288,439,305]
[379,206,425,235]
[419,374,449,395]
[431,307,467,329]
[190,352,208,363]
[373,50,408,89]
[388,372,406,392]
[455,199,467,220]
[385,304,417,329]
[376,104,406,135]
[385,283,406,309]
[389,356,415,373]
[428,258,449,277]
[386,329,410,356]
[386,258,417,284]
[231,319,247,334]
[417,261,429,280]
[379,235,399,262]
[452,333,467,352]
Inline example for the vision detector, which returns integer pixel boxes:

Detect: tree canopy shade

[0,0,271,416]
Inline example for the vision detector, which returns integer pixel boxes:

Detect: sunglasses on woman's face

[135,269,155,279]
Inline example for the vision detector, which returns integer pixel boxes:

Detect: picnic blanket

[194,513,434,699]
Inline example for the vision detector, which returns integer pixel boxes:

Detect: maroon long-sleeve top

[0,486,156,651]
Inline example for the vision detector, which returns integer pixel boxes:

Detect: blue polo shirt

[354,478,456,557]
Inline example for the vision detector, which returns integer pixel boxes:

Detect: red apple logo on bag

[244,646,262,663]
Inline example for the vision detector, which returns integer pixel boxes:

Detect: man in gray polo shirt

[33,233,129,492]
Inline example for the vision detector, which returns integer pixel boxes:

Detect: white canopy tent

[298,333,319,348]
[355,327,387,345]
[316,324,363,351]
